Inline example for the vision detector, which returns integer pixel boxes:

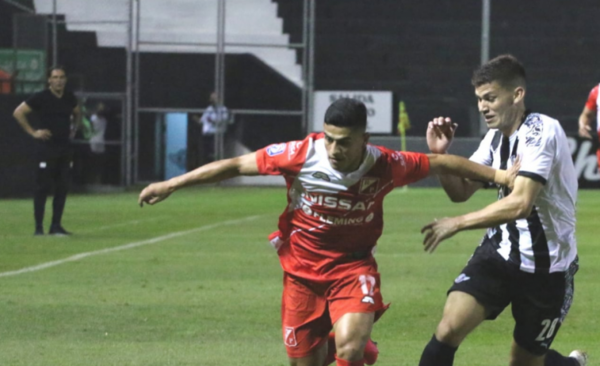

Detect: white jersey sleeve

[517,115,556,185]
[469,129,498,166]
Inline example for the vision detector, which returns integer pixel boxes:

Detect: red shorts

[281,271,389,358]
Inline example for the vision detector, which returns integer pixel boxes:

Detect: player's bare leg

[509,341,545,366]
[435,291,488,346]
[419,291,488,366]
[333,312,374,365]
[289,341,328,366]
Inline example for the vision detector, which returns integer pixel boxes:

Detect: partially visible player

[139,98,514,366]
[419,55,586,366]
[578,84,598,166]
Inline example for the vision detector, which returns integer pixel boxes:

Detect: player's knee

[336,334,369,361]
[336,343,364,361]
[435,318,466,347]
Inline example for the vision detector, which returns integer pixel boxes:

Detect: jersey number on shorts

[535,318,559,341]
[359,275,376,304]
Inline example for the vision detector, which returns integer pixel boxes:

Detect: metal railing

[133,0,315,184]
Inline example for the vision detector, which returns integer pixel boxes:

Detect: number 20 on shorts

[535,318,559,341]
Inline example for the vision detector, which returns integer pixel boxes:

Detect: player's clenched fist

[138,181,173,207]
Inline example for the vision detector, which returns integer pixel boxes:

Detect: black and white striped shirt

[470,112,578,274]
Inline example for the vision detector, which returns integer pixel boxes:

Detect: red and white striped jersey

[255,133,430,281]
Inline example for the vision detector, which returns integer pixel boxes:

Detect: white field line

[80,217,166,234]
[0,215,262,278]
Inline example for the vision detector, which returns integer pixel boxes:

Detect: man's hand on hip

[32,129,52,140]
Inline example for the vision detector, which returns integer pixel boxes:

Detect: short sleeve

[255,139,308,176]
[517,117,555,185]
[469,130,497,166]
[26,91,44,111]
[390,151,430,187]
[584,85,598,111]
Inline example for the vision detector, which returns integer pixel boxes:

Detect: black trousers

[202,134,215,164]
[34,153,72,228]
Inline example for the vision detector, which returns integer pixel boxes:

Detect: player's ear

[513,86,525,104]
[363,132,370,146]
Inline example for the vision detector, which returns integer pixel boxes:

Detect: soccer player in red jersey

[139,98,515,366]
[578,84,599,166]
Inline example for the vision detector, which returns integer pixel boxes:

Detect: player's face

[48,69,67,93]
[475,81,525,133]
[323,123,369,172]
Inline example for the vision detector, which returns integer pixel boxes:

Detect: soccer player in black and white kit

[419,55,587,366]
[13,66,80,236]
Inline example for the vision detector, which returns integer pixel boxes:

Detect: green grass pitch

[0,187,597,365]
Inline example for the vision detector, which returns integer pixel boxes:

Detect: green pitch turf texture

[0,187,597,366]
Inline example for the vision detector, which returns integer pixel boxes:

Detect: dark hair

[324,98,367,130]
[471,54,526,89]
[47,65,66,78]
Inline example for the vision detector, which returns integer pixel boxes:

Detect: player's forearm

[73,112,82,129]
[167,161,238,190]
[437,174,476,202]
[13,112,35,137]
[578,114,592,130]
[455,194,530,232]
[166,158,245,191]
[430,154,507,186]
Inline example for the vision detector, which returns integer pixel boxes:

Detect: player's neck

[49,87,64,98]
[500,106,527,137]
[340,149,366,173]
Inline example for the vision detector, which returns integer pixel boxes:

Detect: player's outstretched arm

[427,154,515,188]
[138,152,259,207]
[421,176,542,253]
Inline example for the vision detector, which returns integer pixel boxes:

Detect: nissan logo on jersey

[302,193,376,211]
[298,193,377,226]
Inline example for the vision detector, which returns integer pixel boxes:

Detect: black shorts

[448,242,578,355]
